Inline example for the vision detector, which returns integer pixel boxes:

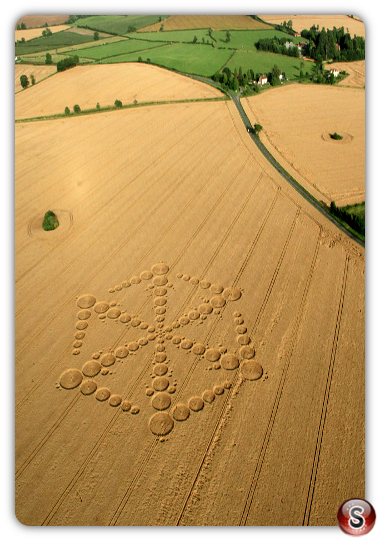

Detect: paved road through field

[181,72,365,248]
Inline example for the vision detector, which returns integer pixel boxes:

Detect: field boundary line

[302,252,349,525]
[15,97,227,124]
[239,229,322,525]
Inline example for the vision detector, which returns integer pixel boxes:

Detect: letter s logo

[349,506,365,529]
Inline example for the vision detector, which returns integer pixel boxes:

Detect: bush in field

[254,123,263,135]
[330,132,343,140]
[94,31,99,40]
[114,100,122,108]
[42,210,59,231]
[20,75,29,89]
[30,74,35,85]
[73,104,81,114]
[45,52,52,65]
[96,102,100,110]
[64,106,70,115]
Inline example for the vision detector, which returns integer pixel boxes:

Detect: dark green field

[15,30,95,55]
[73,15,169,35]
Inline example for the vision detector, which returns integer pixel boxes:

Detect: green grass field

[226,50,314,79]
[67,38,168,60]
[126,29,214,44]
[102,43,234,76]
[15,30,95,55]
[212,29,304,50]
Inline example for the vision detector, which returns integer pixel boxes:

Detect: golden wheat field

[260,14,365,37]
[139,14,271,32]
[242,85,365,206]
[15,68,364,526]
[332,60,365,88]
[15,64,57,92]
[16,14,69,28]
[15,24,71,42]
[15,64,223,119]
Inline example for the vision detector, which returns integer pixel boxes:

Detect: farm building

[258,74,268,85]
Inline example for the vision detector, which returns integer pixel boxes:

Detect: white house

[258,74,268,85]
[329,68,340,78]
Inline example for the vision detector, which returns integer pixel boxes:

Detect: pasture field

[15,63,224,120]
[140,15,272,32]
[260,14,365,37]
[242,84,365,206]
[101,43,234,77]
[15,30,97,56]
[15,94,364,527]
[226,50,314,79]
[67,38,168,61]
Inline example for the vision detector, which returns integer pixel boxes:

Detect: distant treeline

[301,25,365,61]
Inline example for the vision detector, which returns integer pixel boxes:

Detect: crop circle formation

[59,263,263,436]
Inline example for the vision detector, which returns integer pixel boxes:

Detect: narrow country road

[181,72,364,248]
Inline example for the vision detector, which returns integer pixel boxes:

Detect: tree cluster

[330,201,365,236]
[256,37,299,57]
[301,25,365,61]
[213,66,257,91]
[57,55,80,72]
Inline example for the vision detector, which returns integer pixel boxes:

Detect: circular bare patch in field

[179,316,190,325]
[192,343,206,355]
[200,280,211,289]
[100,353,116,367]
[189,396,204,411]
[115,346,129,359]
[94,301,109,314]
[77,294,96,309]
[210,295,226,308]
[213,385,224,395]
[321,131,353,144]
[241,360,263,380]
[128,341,139,352]
[95,387,110,401]
[223,287,242,301]
[119,313,132,324]
[60,369,83,389]
[80,379,97,395]
[181,339,193,350]
[152,392,171,411]
[205,348,221,362]
[154,297,167,306]
[172,404,190,421]
[107,308,121,319]
[240,345,255,359]
[82,360,101,377]
[221,353,240,370]
[188,310,200,320]
[121,400,132,411]
[153,376,169,391]
[199,303,213,314]
[140,270,153,280]
[28,209,73,240]
[76,321,88,330]
[154,363,168,376]
[77,309,91,320]
[109,394,122,407]
[152,263,169,275]
[210,284,224,294]
[149,412,174,435]
[153,275,168,286]
[202,390,215,403]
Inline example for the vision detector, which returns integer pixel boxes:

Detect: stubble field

[15,69,364,526]
[140,15,271,32]
[242,84,365,206]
